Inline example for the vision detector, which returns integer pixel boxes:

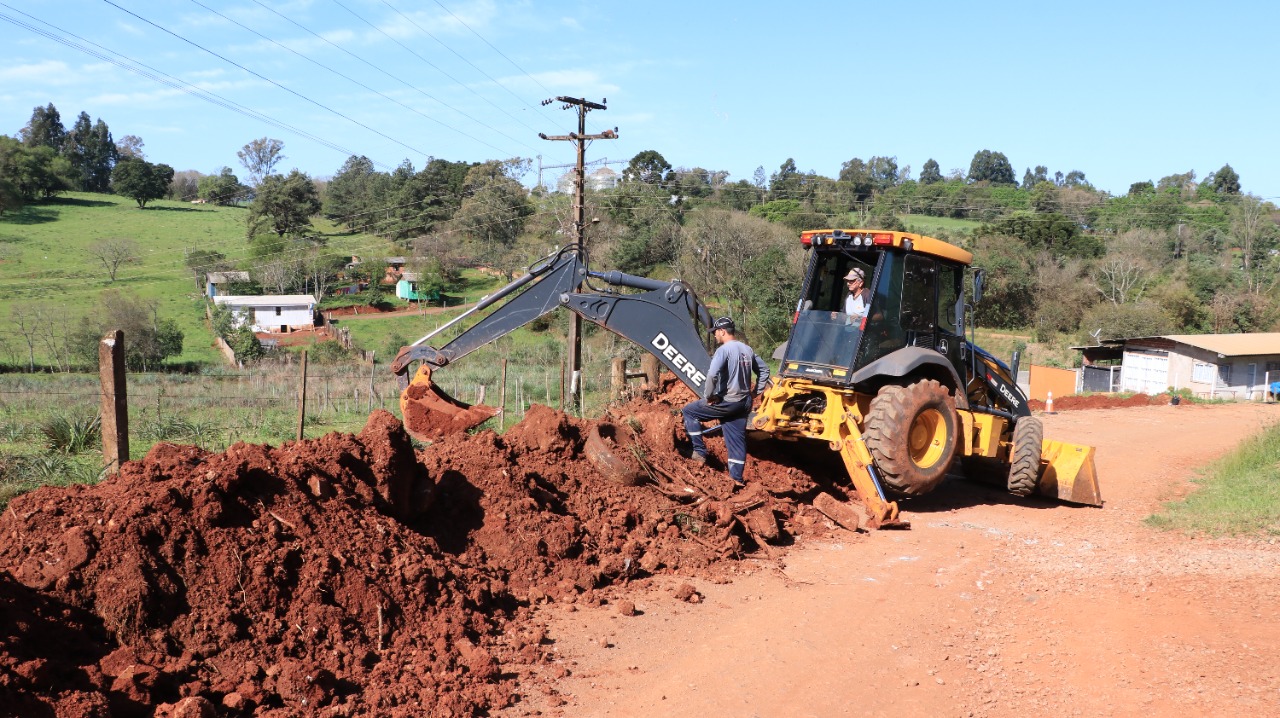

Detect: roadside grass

[1147,422,1280,536]
[0,192,398,367]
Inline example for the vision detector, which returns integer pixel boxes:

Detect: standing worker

[682,317,770,488]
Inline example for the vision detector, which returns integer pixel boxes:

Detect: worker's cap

[712,317,735,332]
[844,268,865,282]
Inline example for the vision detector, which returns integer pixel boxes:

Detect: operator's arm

[752,352,771,396]
[703,345,727,402]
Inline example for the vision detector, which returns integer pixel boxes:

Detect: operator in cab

[844,267,871,320]
[682,317,770,489]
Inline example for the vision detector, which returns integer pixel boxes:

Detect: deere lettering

[651,333,706,388]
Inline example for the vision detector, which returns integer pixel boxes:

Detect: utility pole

[539,96,617,412]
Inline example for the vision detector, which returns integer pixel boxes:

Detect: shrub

[39,414,101,454]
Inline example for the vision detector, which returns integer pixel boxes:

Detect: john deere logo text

[651,333,706,387]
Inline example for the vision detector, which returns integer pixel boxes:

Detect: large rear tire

[864,379,958,496]
[1006,416,1044,497]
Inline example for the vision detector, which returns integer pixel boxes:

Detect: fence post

[99,330,128,473]
[559,360,566,412]
[296,350,308,441]
[499,359,508,431]
[611,357,627,403]
[368,353,376,413]
[641,353,661,391]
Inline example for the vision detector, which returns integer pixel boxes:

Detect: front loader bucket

[399,364,497,442]
[1037,439,1102,506]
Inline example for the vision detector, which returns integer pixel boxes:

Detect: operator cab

[782,229,971,386]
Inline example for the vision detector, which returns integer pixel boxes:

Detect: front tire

[864,379,958,496]
[1006,416,1044,497]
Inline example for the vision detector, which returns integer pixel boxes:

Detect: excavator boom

[391,245,713,442]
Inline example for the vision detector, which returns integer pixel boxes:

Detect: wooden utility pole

[99,330,128,473]
[296,350,308,441]
[539,96,617,413]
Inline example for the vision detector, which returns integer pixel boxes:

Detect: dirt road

[519,403,1280,717]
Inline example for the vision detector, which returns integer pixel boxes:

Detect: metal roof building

[1076,333,1280,399]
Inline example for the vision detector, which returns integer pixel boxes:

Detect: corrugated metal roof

[1160,333,1280,356]
[206,271,250,283]
[1073,333,1280,356]
[213,295,316,307]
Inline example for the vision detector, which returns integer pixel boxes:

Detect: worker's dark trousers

[682,397,750,483]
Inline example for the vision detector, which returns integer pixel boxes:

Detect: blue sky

[2,1,1277,198]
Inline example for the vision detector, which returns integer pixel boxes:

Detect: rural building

[395,272,438,302]
[382,257,407,285]
[213,294,317,333]
[1077,333,1280,400]
[205,271,251,298]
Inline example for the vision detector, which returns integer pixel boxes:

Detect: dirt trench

[0,381,847,717]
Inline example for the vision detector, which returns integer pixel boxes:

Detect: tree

[968,150,1016,185]
[168,169,203,201]
[1079,301,1174,341]
[752,165,767,190]
[1211,164,1241,195]
[115,134,145,160]
[247,170,321,238]
[0,138,73,201]
[1021,165,1048,189]
[1063,170,1088,188]
[70,290,183,370]
[325,155,376,221]
[238,137,285,186]
[20,103,65,151]
[1128,180,1154,196]
[919,159,942,185]
[622,150,671,186]
[197,167,248,205]
[84,119,117,192]
[88,238,139,282]
[111,157,174,208]
[63,111,94,190]
[1091,257,1148,305]
[453,161,532,279]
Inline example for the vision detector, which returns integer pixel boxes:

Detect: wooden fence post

[610,357,627,403]
[641,353,661,391]
[99,330,128,473]
[296,350,308,441]
[368,353,376,413]
[559,360,566,412]
[499,359,508,431]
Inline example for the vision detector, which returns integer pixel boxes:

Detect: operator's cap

[712,316,735,332]
[844,268,865,282]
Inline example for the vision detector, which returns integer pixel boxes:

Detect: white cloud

[559,17,581,30]
[498,69,619,96]
[0,60,74,85]
[115,21,144,36]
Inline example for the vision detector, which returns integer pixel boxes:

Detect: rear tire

[864,379,958,496]
[1006,416,1043,497]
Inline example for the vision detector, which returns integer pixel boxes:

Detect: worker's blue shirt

[704,339,770,403]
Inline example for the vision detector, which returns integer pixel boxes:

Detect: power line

[249,0,550,144]
[375,0,563,130]
[0,5,395,170]
[100,0,436,160]
[186,0,532,154]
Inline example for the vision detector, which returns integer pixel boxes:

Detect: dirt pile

[1027,392,1183,411]
[0,412,517,717]
[0,389,846,716]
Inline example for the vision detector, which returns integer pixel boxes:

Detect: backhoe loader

[390,230,1101,528]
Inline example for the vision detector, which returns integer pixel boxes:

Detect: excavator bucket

[399,364,497,442]
[1037,439,1102,506]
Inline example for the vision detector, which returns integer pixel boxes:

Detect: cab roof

[799,229,973,266]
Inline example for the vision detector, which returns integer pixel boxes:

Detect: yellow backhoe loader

[391,230,1101,527]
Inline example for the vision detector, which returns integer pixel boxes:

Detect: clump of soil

[0,383,851,716]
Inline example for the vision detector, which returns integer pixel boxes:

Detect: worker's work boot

[690,453,707,466]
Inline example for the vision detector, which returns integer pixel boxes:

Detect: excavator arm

[391,245,714,441]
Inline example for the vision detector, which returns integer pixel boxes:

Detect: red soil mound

[0,387,850,716]
[1027,393,1180,411]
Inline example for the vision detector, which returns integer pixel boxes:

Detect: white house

[213,295,316,333]
[1078,333,1280,400]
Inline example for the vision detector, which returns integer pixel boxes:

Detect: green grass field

[0,192,399,366]
[1147,422,1280,536]
[901,214,982,237]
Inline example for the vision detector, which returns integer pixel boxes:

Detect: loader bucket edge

[1037,439,1102,506]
